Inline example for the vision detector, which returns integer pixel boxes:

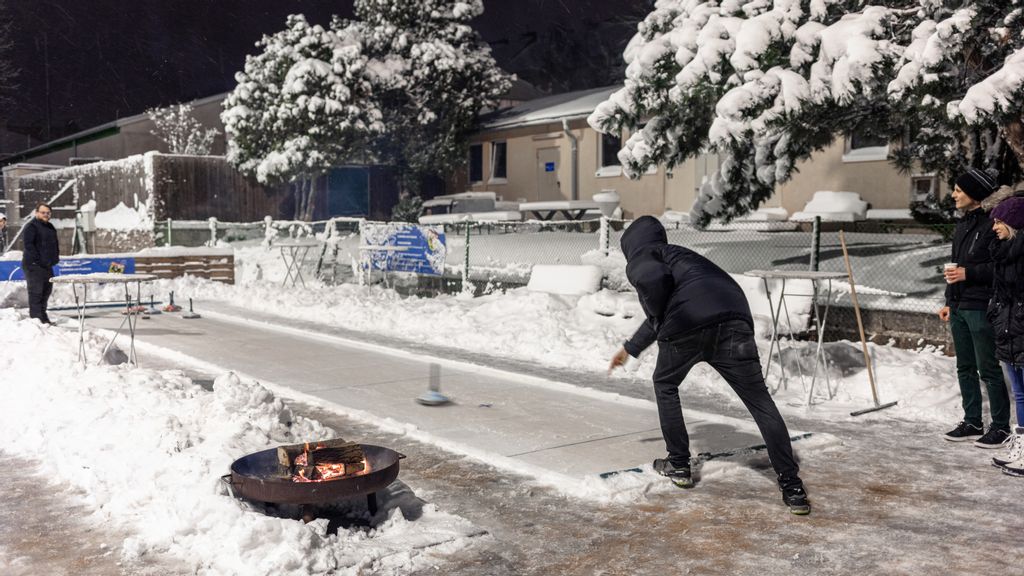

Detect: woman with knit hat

[987,193,1024,476]
[939,168,1012,448]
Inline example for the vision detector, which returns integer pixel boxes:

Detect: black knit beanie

[955,168,999,202]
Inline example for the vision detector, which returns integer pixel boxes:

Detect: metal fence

[156,216,954,316]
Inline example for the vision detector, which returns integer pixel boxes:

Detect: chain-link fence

[157,216,955,318]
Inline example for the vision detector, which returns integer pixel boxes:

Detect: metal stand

[279,241,320,288]
[746,270,847,404]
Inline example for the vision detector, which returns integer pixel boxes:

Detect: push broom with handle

[839,230,898,416]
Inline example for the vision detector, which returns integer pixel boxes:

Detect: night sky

[1,0,651,153]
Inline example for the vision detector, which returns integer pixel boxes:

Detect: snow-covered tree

[590,0,1024,227]
[222,15,384,220]
[148,103,220,155]
[353,0,512,195]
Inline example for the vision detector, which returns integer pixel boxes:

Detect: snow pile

[790,191,869,222]
[93,201,152,231]
[0,309,481,575]
[526,264,603,296]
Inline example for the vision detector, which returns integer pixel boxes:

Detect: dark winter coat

[0,226,6,254]
[620,216,752,357]
[945,207,996,311]
[987,233,1024,364]
[21,218,60,270]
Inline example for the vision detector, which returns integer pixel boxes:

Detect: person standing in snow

[986,193,1024,476]
[938,169,1012,448]
[0,213,7,253]
[22,203,60,324]
[607,215,809,515]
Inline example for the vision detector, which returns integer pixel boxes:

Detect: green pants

[950,308,1010,429]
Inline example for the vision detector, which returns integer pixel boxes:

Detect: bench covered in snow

[519,201,603,221]
[418,211,523,225]
[865,208,913,220]
[790,191,868,222]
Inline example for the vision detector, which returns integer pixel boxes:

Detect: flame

[291,454,369,483]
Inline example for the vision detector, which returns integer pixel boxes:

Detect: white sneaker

[1001,456,1024,477]
[993,427,1024,468]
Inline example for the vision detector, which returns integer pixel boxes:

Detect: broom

[840,230,898,416]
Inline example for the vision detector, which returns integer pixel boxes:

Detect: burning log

[276,439,366,482]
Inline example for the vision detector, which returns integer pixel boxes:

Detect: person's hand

[608,347,629,375]
[944,266,966,284]
[938,306,950,322]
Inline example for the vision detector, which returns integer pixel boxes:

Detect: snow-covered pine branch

[592,0,1024,227]
[148,104,220,156]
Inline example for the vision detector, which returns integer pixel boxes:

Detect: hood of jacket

[620,215,667,260]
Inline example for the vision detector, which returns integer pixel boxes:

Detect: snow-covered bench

[519,201,604,221]
[790,191,868,222]
[708,208,799,231]
[865,208,913,220]
[418,211,523,225]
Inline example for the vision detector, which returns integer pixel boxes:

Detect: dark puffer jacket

[945,207,996,310]
[21,217,60,269]
[621,216,752,357]
[987,233,1024,364]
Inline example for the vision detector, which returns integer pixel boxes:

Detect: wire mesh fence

[157,216,954,317]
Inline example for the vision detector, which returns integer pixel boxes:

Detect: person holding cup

[938,169,1011,448]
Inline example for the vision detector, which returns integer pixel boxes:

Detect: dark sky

[2,0,651,151]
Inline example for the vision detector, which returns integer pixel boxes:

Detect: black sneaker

[943,421,983,442]
[653,458,694,489]
[974,427,1012,449]
[779,477,811,515]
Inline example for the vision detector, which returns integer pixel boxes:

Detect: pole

[810,216,821,272]
[462,223,471,294]
[840,230,897,416]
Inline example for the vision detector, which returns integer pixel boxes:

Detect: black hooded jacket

[987,233,1024,364]
[21,217,60,269]
[945,207,996,310]
[620,216,752,357]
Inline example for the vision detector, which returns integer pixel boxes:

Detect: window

[468,144,483,183]
[597,131,623,177]
[843,127,889,163]
[490,141,507,182]
[911,175,938,203]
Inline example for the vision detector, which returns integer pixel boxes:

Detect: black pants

[652,319,800,481]
[25,264,53,323]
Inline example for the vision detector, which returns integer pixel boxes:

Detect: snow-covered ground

[0,309,484,575]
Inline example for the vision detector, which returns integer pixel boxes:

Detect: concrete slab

[69,307,813,482]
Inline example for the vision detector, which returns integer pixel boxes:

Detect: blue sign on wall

[360,224,446,276]
[545,162,556,172]
[0,257,136,282]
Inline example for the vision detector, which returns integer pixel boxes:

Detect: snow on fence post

[810,216,821,272]
[599,216,610,256]
[262,215,274,248]
[462,223,472,294]
[166,218,173,247]
[207,217,218,247]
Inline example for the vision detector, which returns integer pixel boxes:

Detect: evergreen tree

[353,0,511,196]
[222,15,383,220]
[590,0,1024,227]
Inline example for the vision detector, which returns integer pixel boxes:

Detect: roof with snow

[479,85,620,131]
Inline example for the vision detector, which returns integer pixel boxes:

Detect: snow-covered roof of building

[479,85,621,131]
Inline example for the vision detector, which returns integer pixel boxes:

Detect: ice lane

[72,306,812,482]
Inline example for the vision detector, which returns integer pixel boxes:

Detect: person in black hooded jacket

[21,203,60,324]
[608,215,809,514]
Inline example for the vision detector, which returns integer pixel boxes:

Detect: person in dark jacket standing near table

[938,169,1012,448]
[607,216,809,515]
[986,193,1024,475]
[0,212,7,253]
[22,203,60,324]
